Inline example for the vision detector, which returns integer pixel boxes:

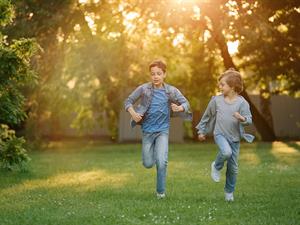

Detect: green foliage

[0,0,14,26]
[0,86,26,125]
[0,124,30,171]
[0,1,38,169]
[3,0,299,140]
[0,27,38,125]
[0,40,38,125]
[227,0,300,96]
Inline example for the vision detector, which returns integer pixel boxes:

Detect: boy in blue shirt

[124,60,192,199]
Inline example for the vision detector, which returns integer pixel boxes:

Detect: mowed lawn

[0,141,299,225]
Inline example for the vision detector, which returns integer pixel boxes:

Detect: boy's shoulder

[237,95,249,105]
[212,95,246,107]
[164,82,175,89]
[142,82,152,87]
[161,83,175,95]
[212,94,223,102]
[214,94,223,99]
[164,83,181,93]
[214,94,248,103]
[137,82,152,90]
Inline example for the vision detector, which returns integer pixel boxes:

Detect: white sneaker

[211,161,220,182]
[156,193,166,199]
[225,192,234,202]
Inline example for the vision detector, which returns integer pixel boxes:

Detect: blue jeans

[142,131,169,194]
[214,134,240,193]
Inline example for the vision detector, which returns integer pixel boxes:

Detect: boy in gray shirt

[196,68,254,201]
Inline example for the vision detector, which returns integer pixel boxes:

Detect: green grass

[0,141,300,225]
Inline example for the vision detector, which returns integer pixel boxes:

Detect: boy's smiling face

[150,66,166,88]
[218,77,234,96]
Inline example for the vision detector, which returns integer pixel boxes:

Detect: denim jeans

[214,134,240,193]
[142,131,169,194]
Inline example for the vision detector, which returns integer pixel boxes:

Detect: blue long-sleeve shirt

[124,82,192,128]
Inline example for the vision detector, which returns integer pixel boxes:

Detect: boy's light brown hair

[218,68,244,94]
[149,60,167,73]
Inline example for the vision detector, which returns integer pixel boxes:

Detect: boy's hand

[198,134,206,141]
[128,107,143,123]
[131,112,143,123]
[171,103,184,112]
[233,112,246,122]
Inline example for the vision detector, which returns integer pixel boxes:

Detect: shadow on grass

[0,169,37,190]
[253,142,278,164]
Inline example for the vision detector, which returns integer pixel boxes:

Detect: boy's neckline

[152,83,165,89]
[222,94,239,104]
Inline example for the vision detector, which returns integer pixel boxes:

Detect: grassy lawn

[0,141,299,225]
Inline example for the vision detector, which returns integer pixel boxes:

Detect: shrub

[0,124,30,171]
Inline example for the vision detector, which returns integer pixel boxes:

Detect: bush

[0,124,30,171]
[0,1,37,171]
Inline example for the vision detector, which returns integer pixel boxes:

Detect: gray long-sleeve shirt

[214,95,246,141]
[196,94,254,142]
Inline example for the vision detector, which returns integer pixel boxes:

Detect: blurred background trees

[1,0,299,143]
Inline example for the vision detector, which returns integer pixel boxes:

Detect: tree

[232,0,300,131]
[200,0,277,140]
[5,0,206,139]
[5,0,299,141]
[135,0,280,140]
[0,0,38,170]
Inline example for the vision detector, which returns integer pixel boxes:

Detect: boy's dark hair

[218,68,244,93]
[149,60,167,73]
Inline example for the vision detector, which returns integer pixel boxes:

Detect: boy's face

[150,66,166,88]
[218,77,234,95]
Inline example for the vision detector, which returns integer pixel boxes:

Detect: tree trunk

[209,15,277,141]
[192,110,201,141]
[259,89,274,129]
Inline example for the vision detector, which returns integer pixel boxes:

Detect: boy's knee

[143,161,154,168]
[222,151,232,159]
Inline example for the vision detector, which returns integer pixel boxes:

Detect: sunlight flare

[123,11,140,34]
[78,0,88,4]
[227,40,239,55]
[67,78,77,89]
[172,33,185,46]
[84,13,97,35]
[192,5,201,20]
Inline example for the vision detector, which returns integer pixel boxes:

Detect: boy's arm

[238,100,252,126]
[127,106,143,122]
[173,88,190,112]
[124,85,143,112]
[195,97,216,135]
